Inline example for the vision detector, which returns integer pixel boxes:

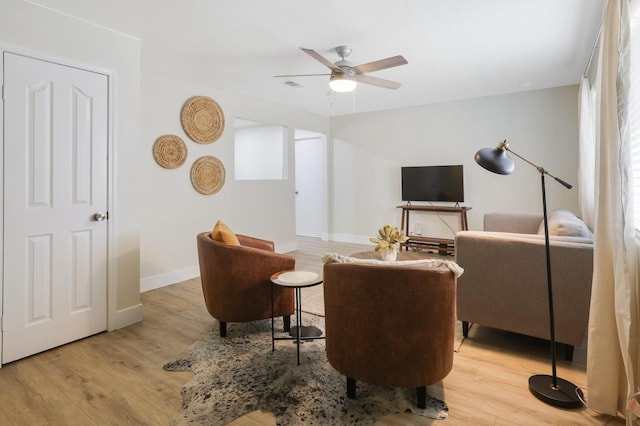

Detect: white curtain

[587,0,639,423]
[579,76,596,229]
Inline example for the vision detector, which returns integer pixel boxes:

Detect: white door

[294,130,326,238]
[2,52,108,364]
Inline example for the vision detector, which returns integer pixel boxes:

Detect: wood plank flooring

[0,237,626,425]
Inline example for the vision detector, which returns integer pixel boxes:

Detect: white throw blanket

[322,252,464,278]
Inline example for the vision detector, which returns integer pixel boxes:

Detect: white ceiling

[30,0,606,117]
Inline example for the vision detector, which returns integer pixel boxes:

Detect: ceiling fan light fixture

[329,74,357,93]
[276,47,406,92]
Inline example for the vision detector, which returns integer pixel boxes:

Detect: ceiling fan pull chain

[352,89,356,113]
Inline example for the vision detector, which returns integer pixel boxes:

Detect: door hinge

[1,85,4,101]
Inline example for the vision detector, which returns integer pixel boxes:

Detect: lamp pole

[475,140,583,408]
[540,171,558,386]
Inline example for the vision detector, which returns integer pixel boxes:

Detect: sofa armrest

[483,213,543,233]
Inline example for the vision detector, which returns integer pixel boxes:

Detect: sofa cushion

[538,209,593,240]
[211,220,241,245]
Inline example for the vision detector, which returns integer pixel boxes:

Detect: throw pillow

[538,209,593,239]
[211,220,241,245]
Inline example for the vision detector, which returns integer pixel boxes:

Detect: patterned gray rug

[163,313,448,425]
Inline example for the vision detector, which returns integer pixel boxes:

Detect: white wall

[0,0,330,314]
[0,0,142,328]
[328,86,580,243]
[140,72,329,291]
[2,1,582,299]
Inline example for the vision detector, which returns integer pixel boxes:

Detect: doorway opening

[294,129,327,239]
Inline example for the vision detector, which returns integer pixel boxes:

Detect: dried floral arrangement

[369,224,408,255]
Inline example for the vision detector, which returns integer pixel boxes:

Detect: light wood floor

[0,237,626,425]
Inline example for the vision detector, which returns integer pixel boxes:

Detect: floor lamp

[474,140,583,409]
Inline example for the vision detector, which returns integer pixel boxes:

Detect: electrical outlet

[414,223,423,236]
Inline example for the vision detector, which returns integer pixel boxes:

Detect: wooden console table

[397,205,471,254]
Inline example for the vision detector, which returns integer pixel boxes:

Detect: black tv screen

[401,165,464,202]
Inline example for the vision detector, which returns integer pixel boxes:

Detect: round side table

[270,270,324,365]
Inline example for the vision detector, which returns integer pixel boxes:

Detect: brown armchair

[322,259,458,408]
[196,232,295,337]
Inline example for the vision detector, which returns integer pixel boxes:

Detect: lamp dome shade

[475,147,515,175]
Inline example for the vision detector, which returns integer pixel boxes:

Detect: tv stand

[397,205,471,255]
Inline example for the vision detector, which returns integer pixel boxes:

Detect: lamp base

[529,374,584,408]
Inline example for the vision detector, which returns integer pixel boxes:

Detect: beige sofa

[454,211,593,360]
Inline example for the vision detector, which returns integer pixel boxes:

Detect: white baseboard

[139,240,298,295]
[276,240,297,254]
[327,233,371,245]
[140,265,200,293]
[113,303,143,330]
[138,239,299,295]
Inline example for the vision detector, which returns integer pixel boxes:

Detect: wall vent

[284,80,304,88]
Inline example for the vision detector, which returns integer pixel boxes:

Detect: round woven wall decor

[181,96,225,144]
[153,134,188,169]
[190,155,226,195]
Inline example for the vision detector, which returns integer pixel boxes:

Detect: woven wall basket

[181,96,225,144]
[191,155,226,195]
[153,134,188,169]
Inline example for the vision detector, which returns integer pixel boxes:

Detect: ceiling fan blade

[301,48,343,73]
[274,73,331,78]
[354,74,402,90]
[351,55,408,75]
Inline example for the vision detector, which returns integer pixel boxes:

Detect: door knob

[93,212,107,222]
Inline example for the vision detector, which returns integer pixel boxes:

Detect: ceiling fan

[275,46,408,92]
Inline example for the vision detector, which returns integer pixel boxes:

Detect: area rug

[163,313,448,425]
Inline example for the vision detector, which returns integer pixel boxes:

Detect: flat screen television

[401,165,464,203]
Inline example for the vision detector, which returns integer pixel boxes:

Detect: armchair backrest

[323,262,457,388]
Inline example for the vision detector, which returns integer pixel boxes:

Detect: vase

[381,245,398,261]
